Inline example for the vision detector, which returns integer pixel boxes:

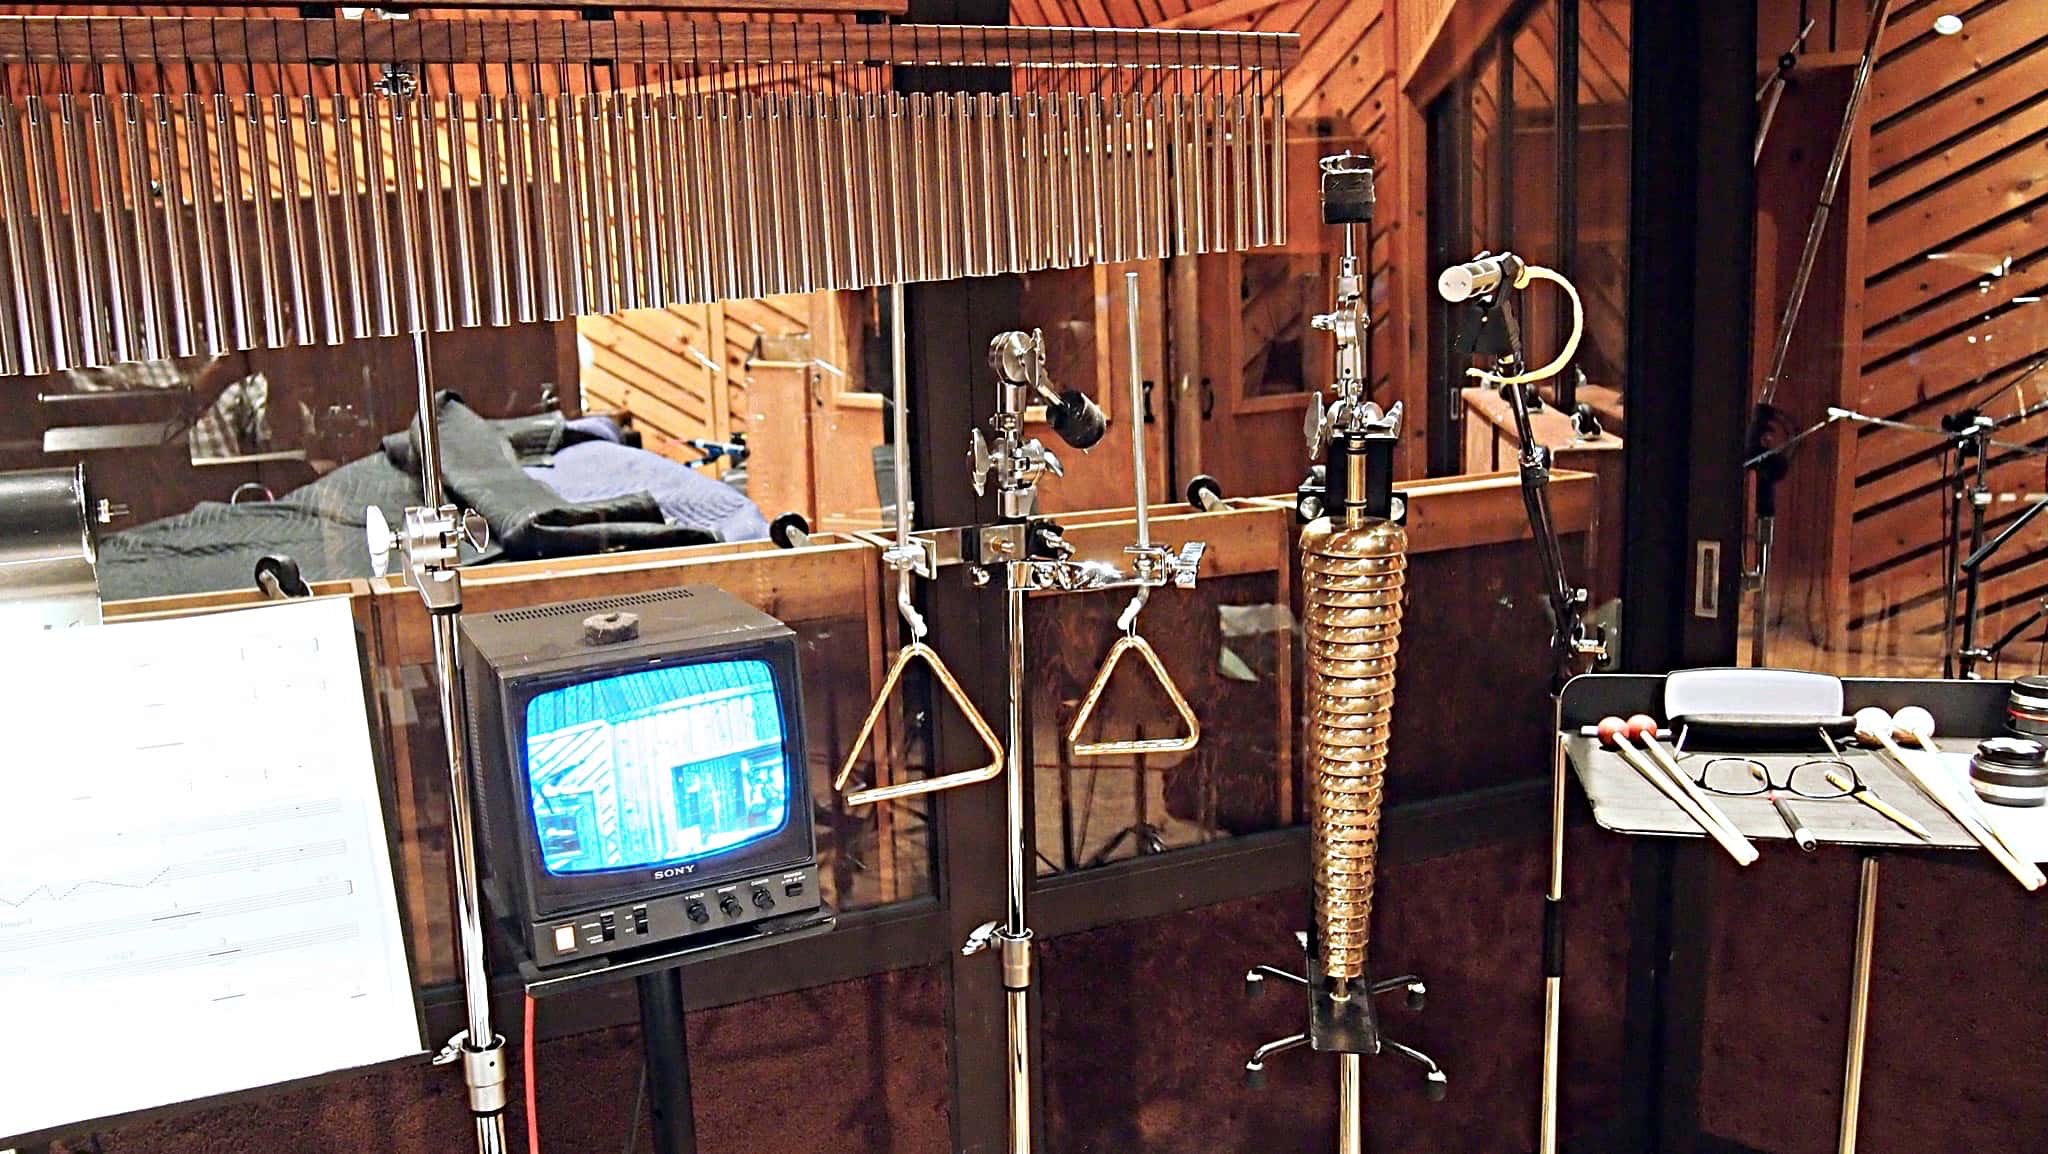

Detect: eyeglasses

[1689,756,1864,799]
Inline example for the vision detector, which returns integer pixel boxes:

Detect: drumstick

[1892,706,2041,871]
[1853,707,2043,891]
[1823,769,1932,841]
[1598,717,1760,866]
[1626,713,1753,850]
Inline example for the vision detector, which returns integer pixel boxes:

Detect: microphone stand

[1946,385,2048,676]
[1746,0,1893,668]
[1982,596,2048,670]
[1746,387,2048,678]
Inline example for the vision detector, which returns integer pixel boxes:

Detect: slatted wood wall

[579,295,810,463]
[1837,0,2048,653]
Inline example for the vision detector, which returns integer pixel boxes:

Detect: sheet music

[0,597,423,1140]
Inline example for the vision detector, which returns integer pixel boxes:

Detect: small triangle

[834,640,1005,806]
[1067,634,1201,757]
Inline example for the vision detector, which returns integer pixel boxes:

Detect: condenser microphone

[1436,253,1522,303]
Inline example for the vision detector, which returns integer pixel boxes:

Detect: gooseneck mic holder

[1445,253,1605,695]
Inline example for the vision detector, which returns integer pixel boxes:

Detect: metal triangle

[1067,633,1201,757]
[834,640,1005,807]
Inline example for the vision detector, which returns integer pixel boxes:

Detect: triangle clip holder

[1067,633,1202,757]
[834,640,1006,807]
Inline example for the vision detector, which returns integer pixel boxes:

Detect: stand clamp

[962,920,1034,990]
[433,1029,511,1116]
[366,502,489,614]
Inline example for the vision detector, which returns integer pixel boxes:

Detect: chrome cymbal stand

[360,62,508,1154]
[961,320,1205,1154]
[831,285,1207,1154]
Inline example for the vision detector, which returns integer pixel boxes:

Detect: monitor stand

[520,906,837,1154]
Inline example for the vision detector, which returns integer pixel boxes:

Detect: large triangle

[1067,634,1201,757]
[834,640,1005,806]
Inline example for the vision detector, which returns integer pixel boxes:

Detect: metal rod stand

[379,73,508,1154]
[1538,719,1568,1154]
[1338,1053,1364,1154]
[637,967,699,1154]
[999,576,1035,1154]
[1837,855,1880,1154]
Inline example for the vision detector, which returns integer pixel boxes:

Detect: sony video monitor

[460,586,821,969]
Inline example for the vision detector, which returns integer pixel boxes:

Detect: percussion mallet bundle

[1856,706,2043,891]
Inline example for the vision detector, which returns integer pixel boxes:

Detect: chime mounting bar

[0,19,1299,71]
[140,0,908,12]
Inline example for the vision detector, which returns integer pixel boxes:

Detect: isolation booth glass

[458,586,821,970]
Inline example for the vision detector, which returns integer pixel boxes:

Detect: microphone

[1436,253,1521,303]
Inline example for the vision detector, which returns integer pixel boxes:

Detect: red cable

[524,992,540,1154]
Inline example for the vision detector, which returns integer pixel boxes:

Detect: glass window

[1747,2,2048,679]
[1510,1,1562,362]
[1575,0,1632,407]
[1469,46,1500,256]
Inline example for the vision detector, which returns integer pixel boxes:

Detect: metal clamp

[366,501,488,614]
[432,1029,509,1116]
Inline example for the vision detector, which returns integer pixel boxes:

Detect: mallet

[1598,717,1759,866]
[1853,707,2043,891]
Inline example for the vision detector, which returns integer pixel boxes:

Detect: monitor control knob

[686,901,709,924]
[719,895,743,918]
[751,888,775,911]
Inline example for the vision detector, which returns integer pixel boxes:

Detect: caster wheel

[1425,1073,1447,1102]
[769,511,812,549]
[1245,1066,1266,1090]
[253,554,309,599]
[1186,473,1223,512]
[1406,983,1426,1011]
[1245,973,1265,999]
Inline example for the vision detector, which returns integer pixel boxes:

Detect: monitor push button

[783,879,804,898]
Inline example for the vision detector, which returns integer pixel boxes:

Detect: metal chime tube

[0,20,1297,365]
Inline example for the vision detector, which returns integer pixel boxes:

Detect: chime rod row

[89,0,908,13]
[0,20,1298,71]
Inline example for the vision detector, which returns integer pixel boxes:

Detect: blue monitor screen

[522,659,791,876]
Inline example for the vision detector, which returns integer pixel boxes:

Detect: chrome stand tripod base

[1242,942,1447,1150]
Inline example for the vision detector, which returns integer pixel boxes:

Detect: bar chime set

[0,15,1292,375]
[827,273,1207,1154]
[1242,154,1446,1154]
